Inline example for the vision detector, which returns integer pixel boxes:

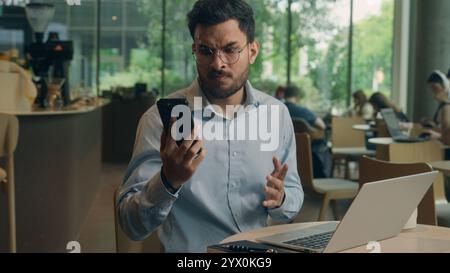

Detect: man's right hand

[160,118,207,189]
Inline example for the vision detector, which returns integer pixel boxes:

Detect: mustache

[208,69,232,78]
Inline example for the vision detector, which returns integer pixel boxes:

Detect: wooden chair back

[359,156,436,225]
[331,116,365,148]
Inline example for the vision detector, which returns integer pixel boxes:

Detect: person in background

[284,85,326,130]
[422,70,450,146]
[274,85,286,102]
[369,92,410,122]
[348,90,374,121]
[284,85,331,178]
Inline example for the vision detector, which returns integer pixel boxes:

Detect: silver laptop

[380,108,429,143]
[256,171,438,253]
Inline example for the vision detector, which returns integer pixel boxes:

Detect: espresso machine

[25,3,74,108]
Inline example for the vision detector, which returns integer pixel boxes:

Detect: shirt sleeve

[268,105,304,222]
[116,106,180,241]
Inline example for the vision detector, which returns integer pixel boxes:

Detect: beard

[198,66,249,100]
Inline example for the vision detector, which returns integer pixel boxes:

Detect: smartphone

[157,98,194,146]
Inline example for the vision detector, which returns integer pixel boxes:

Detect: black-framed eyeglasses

[192,43,249,65]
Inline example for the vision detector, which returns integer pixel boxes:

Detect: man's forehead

[193,20,247,46]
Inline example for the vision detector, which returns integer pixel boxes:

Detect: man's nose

[209,51,226,69]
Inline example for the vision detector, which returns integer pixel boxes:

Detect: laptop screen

[380,109,402,138]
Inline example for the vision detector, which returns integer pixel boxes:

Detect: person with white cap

[423,70,450,146]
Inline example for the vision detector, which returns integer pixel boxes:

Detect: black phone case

[156,98,193,146]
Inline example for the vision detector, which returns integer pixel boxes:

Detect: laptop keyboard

[283,231,335,250]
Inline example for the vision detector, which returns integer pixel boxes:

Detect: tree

[352,0,393,95]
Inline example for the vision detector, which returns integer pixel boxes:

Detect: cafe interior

[1,0,450,253]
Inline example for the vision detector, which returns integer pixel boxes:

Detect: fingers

[263,200,279,208]
[263,175,285,208]
[278,163,288,181]
[192,147,207,168]
[176,126,199,158]
[184,139,204,162]
[266,175,284,192]
[271,156,281,175]
[263,185,284,208]
[264,185,281,199]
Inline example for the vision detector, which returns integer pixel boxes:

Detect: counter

[0,99,109,252]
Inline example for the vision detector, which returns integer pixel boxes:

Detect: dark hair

[187,0,255,43]
[427,72,444,85]
[352,90,367,105]
[447,69,450,79]
[274,85,286,99]
[284,85,303,99]
[369,92,400,112]
[352,90,367,116]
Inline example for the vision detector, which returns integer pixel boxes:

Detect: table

[222,222,450,253]
[430,161,450,175]
[0,100,108,252]
[352,124,371,131]
[368,137,394,145]
[368,137,394,160]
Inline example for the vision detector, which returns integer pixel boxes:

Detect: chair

[0,113,18,252]
[296,133,359,221]
[113,188,163,253]
[331,116,375,179]
[389,140,450,227]
[359,156,437,225]
[292,118,325,140]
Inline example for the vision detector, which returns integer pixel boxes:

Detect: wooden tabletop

[222,222,450,253]
[430,161,450,175]
[352,124,371,131]
[368,137,394,145]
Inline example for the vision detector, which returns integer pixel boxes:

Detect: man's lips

[209,71,231,81]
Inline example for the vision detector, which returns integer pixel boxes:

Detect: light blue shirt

[117,80,303,252]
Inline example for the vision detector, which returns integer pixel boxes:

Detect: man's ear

[192,43,196,53]
[249,40,260,65]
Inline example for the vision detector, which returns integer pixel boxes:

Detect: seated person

[369,92,410,122]
[422,70,450,146]
[347,90,374,121]
[284,85,331,178]
[284,85,326,130]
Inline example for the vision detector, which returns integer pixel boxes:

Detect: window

[352,0,394,100]
[96,0,394,111]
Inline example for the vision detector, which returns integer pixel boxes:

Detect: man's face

[192,19,259,100]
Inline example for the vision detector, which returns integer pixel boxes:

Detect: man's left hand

[263,156,288,209]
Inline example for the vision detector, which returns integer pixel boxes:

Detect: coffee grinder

[25,3,74,108]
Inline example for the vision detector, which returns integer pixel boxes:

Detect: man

[284,85,326,130]
[284,85,331,178]
[117,0,303,252]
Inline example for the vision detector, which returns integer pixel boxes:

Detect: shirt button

[233,152,237,157]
